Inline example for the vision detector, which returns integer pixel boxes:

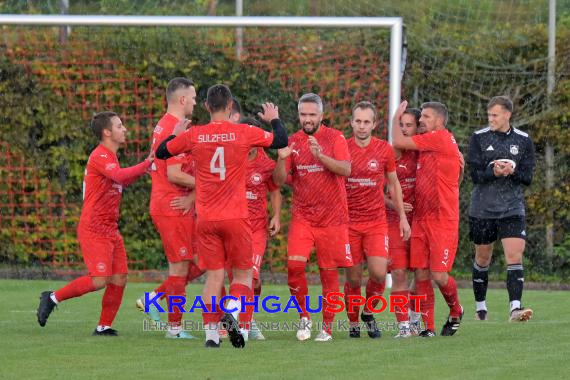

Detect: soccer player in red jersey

[273,93,353,342]
[155,84,288,348]
[134,77,201,339]
[37,112,153,335]
[392,100,464,337]
[385,108,421,338]
[237,117,282,341]
[343,101,411,339]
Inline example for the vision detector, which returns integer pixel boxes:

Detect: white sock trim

[50,293,59,304]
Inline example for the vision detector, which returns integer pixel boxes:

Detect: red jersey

[247,148,279,231]
[386,149,418,223]
[346,137,396,225]
[79,144,151,235]
[166,121,274,222]
[412,129,460,221]
[150,113,194,217]
[286,125,350,227]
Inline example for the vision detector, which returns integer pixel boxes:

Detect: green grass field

[2,279,569,380]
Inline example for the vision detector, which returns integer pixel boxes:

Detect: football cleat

[37,291,57,327]
[220,313,245,348]
[92,328,119,336]
[296,317,312,341]
[361,313,381,339]
[441,306,464,336]
[509,307,533,322]
[248,321,266,341]
[418,329,436,338]
[165,330,196,339]
[394,327,413,339]
[136,295,162,323]
[475,309,488,321]
[314,330,333,342]
[205,339,221,348]
[349,325,360,338]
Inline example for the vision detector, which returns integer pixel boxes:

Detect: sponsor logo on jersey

[510,145,519,155]
[154,125,163,134]
[105,163,117,171]
[347,178,377,186]
[486,145,494,151]
[297,164,324,173]
[246,191,257,200]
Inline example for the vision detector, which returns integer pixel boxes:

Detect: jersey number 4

[210,147,226,180]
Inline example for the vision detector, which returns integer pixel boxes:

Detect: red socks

[320,268,339,334]
[343,282,361,324]
[239,282,255,330]
[165,275,186,327]
[288,261,309,319]
[363,279,385,314]
[438,275,462,317]
[54,276,97,302]
[415,279,435,331]
[98,283,125,327]
[391,290,409,322]
[186,262,205,283]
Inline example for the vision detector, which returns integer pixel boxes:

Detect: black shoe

[418,329,436,337]
[441,306,464,336]
[475,309,488,321]
[360,313,381,339]
[205,339,221,348]
[37,291,57,327]
[349,325,360,338]
[92,328,119,336]
[220,313,245,348]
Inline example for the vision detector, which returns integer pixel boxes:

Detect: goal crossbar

[0,14,403,136]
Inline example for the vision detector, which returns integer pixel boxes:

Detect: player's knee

[430,271,447,286]
[169,261,189,277]
[91,276,110,289]
[414,269,430,281]
[111,274,127,287]
[391,270,407,286]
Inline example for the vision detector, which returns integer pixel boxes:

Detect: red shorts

[197,218,252,271]
[388,222,410,271]
[252,228,268,280]
[78,229,127,277]
[349,222,388,265]
[410,219,459,272]
[152,215,194,263]
[287,219,353,269]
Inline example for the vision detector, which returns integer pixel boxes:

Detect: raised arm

[392,100,418,151]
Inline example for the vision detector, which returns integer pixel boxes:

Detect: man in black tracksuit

[467,95,535,323]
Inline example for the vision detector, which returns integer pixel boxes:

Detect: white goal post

[0,14,403,137]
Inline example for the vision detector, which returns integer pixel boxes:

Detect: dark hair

[421,101,448,126]
[90,111,118,140]
[206,84,233,113]
[166,77,194,103]
[240,116,262,128]
[352,101,377,120]
[487,95,513,113]
[403,108,421,125]
[231,97,242,117]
